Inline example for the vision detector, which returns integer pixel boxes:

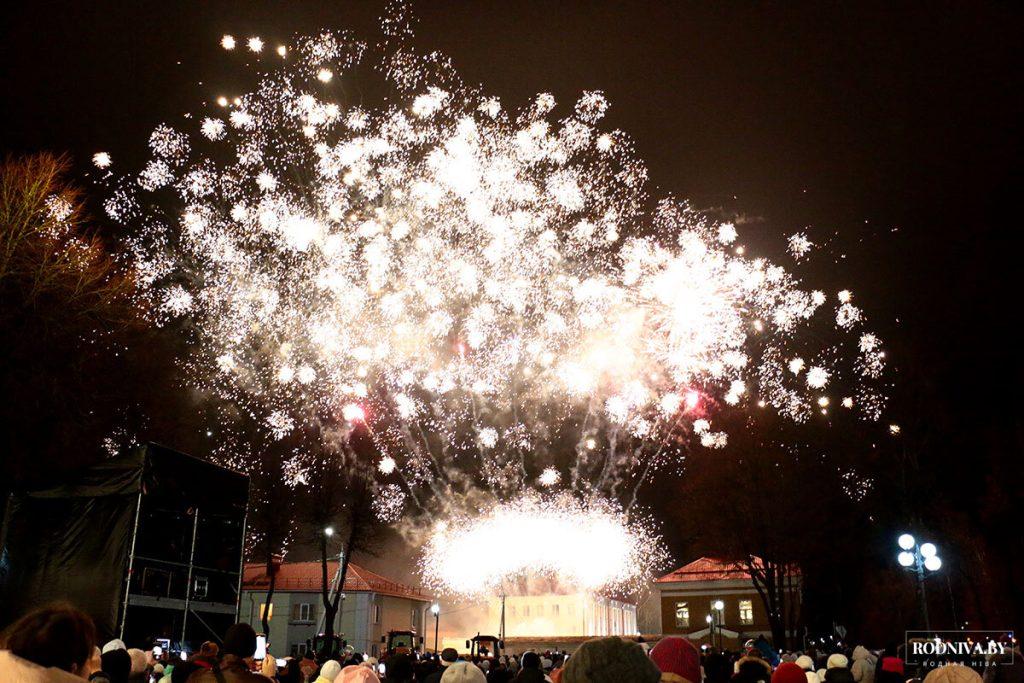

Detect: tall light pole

[897,533,941,632]
[705,614,714,649]
[431,603,440,654]
[713,600,725,650]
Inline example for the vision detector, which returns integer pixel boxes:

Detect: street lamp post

[897,533,941,632]
[431,603,440,654]
[713,600,725,650]
[705,614,714,649]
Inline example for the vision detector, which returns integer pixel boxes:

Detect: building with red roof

[240,558,432,658]
[639,557,801,647]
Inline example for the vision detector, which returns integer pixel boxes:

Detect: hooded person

[796,657,815,672]
[316,660,343,683]
[339,664,382,683]
[650,637,701,683]
[774,663,812,683]
[560,637,661,683]
[851,648,876,683]
[923,665,983,683]
[103,641,128,656]
[442,662,488,683]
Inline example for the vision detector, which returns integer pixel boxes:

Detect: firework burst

[103,9,889,596]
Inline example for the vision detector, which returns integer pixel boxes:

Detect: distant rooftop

[656,556,759,583]
[243,560,431,601]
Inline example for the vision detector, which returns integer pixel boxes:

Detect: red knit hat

[773,662,811,683]
[881,658,905,675]
[650,637,701,683]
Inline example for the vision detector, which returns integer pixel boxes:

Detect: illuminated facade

[489,592,638,638]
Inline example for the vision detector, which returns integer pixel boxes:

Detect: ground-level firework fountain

[100,4,889,604]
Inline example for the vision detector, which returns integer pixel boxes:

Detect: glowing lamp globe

[705,615,713,623]
[431,603,440,615]
[898,551,915,567]
[920,542,937,559]
[714,600,724,611]
[924,556,942,572]
[898,534,916,550]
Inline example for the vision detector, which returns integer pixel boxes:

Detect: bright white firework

[419,494,667,598]
[92,152,112,168]
[107,18,890,591]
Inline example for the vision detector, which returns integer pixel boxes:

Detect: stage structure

[0,444,249,651]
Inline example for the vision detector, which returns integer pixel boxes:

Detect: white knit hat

[441,661,487,683]
[827,655,849,669]
[102,639,127,654]
[796,656,815,671]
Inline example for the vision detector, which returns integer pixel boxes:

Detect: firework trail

[103,8,888,596]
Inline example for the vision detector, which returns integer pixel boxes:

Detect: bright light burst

[104,11,889,596]
[419,493,666,598]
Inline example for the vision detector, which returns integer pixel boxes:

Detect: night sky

[3,2,1022,523]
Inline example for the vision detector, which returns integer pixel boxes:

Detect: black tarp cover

[0,449,144,642]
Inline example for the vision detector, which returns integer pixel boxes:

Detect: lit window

[259,603,273,621]
[739,599,754,625]
[372,604,380,624]
[297,603,312,621]
[674,601,689,628]
[552,604,560,616]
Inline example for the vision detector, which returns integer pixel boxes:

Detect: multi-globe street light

[897,533,941,631]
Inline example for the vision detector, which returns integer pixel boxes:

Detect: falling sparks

[104,15,891,594]
[788,232,813,260]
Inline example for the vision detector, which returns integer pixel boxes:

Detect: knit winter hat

[340,664,382,683]
[923,665,983,683]
[650,637,701,683]
[319,660,343,682]
[827,655,849,669]
[880,659,903,675]
[102,639,127,654]
[796,656,815,671]
[773,662,809,683]
[562,637,661,683]
[807,672,822,683]
[441,661,487,683]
